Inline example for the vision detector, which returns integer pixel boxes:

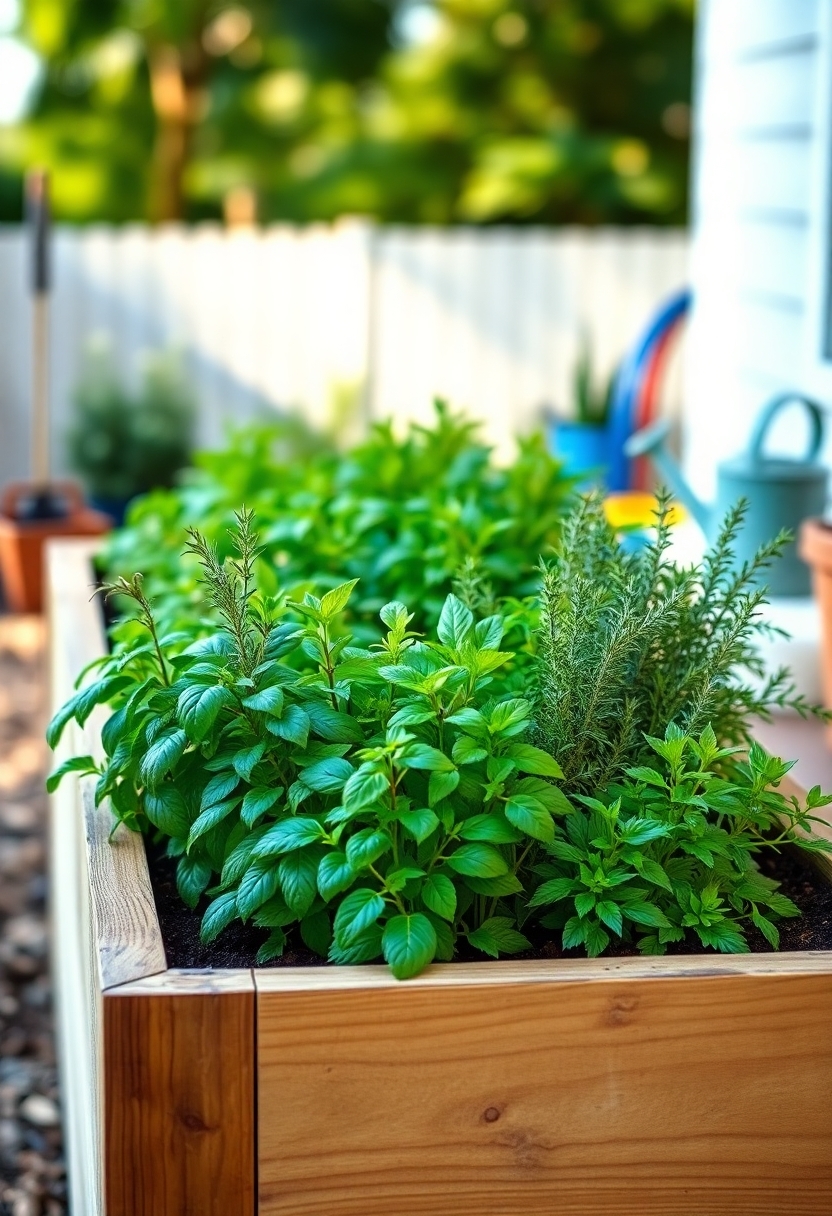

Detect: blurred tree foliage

[0,0,693,224]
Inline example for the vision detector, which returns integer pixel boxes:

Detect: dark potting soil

[146,837,832,970]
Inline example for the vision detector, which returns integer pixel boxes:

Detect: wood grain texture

[255,948,832,994]
[257,970,832,1216]
[47,539,167,990]
[114,968,255,995]
[80,777,168,990]
[104,978,256,1216]
[48,747,105,1216]
[47,539,111,1216]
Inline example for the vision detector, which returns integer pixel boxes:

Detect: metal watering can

[625,393,828,596]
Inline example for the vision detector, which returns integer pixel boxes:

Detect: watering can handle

[748,393,826,463]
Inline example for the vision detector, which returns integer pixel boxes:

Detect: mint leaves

[48,515,569,978]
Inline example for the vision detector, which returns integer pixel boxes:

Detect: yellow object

[603,492,686,531]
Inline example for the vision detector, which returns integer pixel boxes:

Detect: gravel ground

[0,619,66,1216]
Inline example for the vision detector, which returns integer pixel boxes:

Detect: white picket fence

[0,221,688,486]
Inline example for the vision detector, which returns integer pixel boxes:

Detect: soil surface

[149,822,832,970]
[0,620,66,1216]
[147,838,326,969]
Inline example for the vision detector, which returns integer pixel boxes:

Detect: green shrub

[101,400,575,634]
[67,348,194,502]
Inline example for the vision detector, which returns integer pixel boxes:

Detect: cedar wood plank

[48,538,168,989]
[103,972,256,1216]
[255,967,832,1216]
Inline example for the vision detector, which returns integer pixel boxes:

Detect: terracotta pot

[0,481,112,613]
[799,518,832,717]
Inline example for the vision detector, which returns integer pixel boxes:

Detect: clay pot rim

[0,509,112,536]
[799,517,832,573]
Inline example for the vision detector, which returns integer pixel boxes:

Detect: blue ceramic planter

[548,420,610,486]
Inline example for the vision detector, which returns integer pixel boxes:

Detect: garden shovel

[0,170,111,611]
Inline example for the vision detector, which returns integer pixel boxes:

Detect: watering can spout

[624,420,710,533]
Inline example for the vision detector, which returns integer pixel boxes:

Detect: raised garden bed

[48,539,832,1216]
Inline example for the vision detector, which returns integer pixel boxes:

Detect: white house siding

[686,0,826,498]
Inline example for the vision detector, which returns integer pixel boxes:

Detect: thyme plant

[535,492,814,791]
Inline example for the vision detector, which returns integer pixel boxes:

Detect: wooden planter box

[48,539,832,1216]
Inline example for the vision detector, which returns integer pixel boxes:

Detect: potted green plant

[546,340,615,484]
[66,346,195,525]
[46,494,832,1215]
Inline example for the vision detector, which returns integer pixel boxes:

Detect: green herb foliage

[101,400,574,635]
[49,503,832,977]
[49,512,567,979]
[530,724,832,957]
[535,492,814,792]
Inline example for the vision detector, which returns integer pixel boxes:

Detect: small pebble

[11,1190,38,1216]
[2,1028,29,1056]
[29,874,49,902]
[0,992,20,1016]
[0,839,43,875]
[0,1058,34,1089]
[19,1094,60,1128]
[0,801,39,833]
[0,945,40,979]
[0,1115,21,1153]
[0,883,30,917]
[7,915,48,955]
